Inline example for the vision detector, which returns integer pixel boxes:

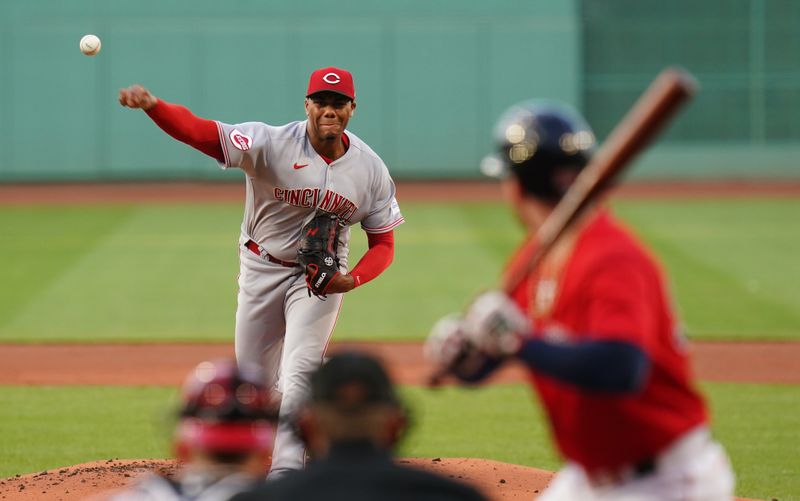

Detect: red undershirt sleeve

[349,231,395,288]
[145,99,225,163]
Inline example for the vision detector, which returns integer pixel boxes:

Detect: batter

[426,101,734,500]
[119,66,404,478]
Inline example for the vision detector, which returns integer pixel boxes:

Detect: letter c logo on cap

[323,72,341,84]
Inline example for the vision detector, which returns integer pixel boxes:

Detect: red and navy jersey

[507,208,707,472]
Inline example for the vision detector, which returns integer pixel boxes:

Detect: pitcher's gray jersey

[215,120,404,262]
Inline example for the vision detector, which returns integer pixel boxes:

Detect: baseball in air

[79,34,101,56]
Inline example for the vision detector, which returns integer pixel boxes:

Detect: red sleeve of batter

[145,99,225,163]
[349,231,394,288]
[584,256,658,352]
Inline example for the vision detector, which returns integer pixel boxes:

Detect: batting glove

[463,290,531,357]
[424,313,471,370]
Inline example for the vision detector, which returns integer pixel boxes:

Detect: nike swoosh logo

[293,163,309,170]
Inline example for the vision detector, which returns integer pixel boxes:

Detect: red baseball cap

[306,67,355,100]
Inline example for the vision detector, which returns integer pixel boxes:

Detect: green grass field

[1,199,799,342]
[1,197,799,500]
[1,382,798,500]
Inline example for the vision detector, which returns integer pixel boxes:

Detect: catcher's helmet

[481,100,596,204]
[174,359,277,455]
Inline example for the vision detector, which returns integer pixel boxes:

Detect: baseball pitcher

[119,66,404,479]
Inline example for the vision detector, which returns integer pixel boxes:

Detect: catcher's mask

[481,100,596,205]
[174,359,278,456]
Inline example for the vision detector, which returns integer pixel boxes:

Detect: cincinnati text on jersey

[274,188,358,222]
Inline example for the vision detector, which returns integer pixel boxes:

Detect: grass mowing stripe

[701,382,800,501]
[0,385,177,478]
[0,205,241,342]
[337,203,518,340]
[1,199,798,342]
[635,226,800,339]
[0,206,136,327]
[615,200,800,339]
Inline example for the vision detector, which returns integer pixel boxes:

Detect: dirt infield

[1,179,800,206]
[1,340,799,387]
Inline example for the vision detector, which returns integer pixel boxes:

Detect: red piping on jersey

[145,99,225,163]
[216,121,231,166]
[319,133,350,165]
[350,230,394,288]
[362,216,405,234]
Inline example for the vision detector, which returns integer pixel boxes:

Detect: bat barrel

[534,68,698,264]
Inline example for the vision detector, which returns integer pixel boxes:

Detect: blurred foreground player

[233,352,488,501]
[426,101,735,500]
[107,359,277,501]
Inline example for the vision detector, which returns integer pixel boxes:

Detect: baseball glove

[297,211,343,299]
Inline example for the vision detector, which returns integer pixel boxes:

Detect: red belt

[244,240,298,268]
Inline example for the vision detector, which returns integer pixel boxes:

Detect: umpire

[232,352,488,501]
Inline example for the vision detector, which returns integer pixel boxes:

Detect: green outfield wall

[582,1,800,180]
[0,0,797,182]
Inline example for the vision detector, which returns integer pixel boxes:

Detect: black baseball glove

[297,211,343,299]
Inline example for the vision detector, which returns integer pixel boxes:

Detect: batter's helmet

[174,359,277,455]
[481,101,596,204]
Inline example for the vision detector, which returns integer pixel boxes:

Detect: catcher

[105,359,278,501]
[119,65,405,479]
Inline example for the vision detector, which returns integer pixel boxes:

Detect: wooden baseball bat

[428,67,697,386]
[501,67,698,294]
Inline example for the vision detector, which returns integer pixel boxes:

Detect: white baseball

[79,34,102,56]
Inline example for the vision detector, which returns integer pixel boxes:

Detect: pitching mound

[0,458,552,501]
